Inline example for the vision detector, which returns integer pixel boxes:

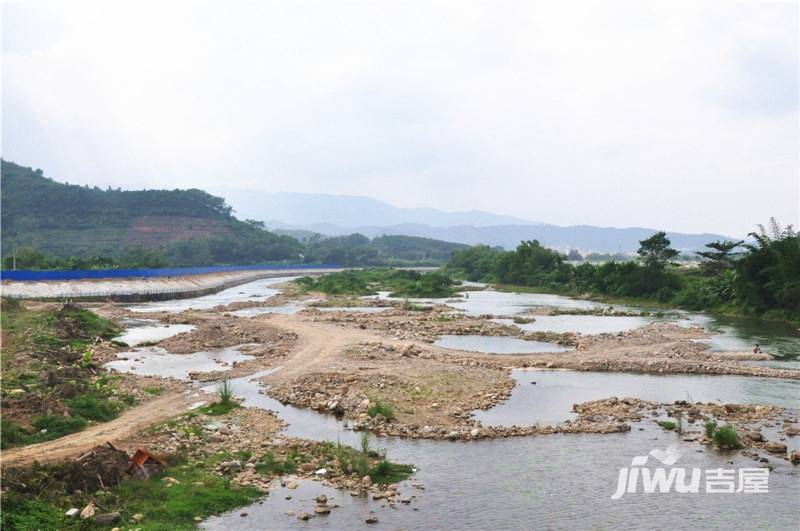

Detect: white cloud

[3,0,798,236]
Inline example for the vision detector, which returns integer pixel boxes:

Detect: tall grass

[360,432,371,455]
[218,380,235,405]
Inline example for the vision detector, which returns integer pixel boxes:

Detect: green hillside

[0,160,467,268]
[0,160,302,264]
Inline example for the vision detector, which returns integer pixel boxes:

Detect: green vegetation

[0,300,129,449]
[301,233,468,266]
[712,424,743,449]
[1,159,302,267]
[297,268,458,298]
[255,452,298,475]
[308,441,413,485]
[445,220,800,322]
[68,394,124,422]
[704,420,718,438]
[657,420,678,431]
[0,456,262,531]
[368,459,415,484]
[199,380,239,416]
[367,400,396,420]
[1,160,466,268]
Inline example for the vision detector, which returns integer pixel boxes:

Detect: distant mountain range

[211,190,534,228]
[218,190,734,253]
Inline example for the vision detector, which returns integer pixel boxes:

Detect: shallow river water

[113,277,800,530]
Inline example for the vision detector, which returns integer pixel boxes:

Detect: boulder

[93,512,121,525]
[764,441,787,454]
[79,503,96,520]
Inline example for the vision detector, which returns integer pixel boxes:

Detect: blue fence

[0,264,341,282]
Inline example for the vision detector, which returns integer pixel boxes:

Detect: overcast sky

[3,0,798,237]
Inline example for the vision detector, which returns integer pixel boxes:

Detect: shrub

[704,420,717,438]
[68,395,122,422]
[367,401,395,420]
[30,415,87,439]
[713,425,742,449]
[1,419,29,449]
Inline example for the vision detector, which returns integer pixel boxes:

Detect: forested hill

[0,160,302,264]
[0,160,467,268]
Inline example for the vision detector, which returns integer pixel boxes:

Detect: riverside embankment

[0,267,342,301]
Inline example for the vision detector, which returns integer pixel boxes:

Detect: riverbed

[111,277,800,530]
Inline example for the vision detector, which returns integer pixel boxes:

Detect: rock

[362,475,372,487]
[80,503,96,520]
[132,513,145,522]
[314,505,331,515]
[764,441,787,454]
[470,428,480,437]
[93,512,121,525]
[315,468,327,476]
[162,476,181,485]
[65,508,79,518]
[747,431,764,442]
[790,450,800,465]
[366,516,379,524]
[287,481,299,489]
[298,512,313,521]
[228,460,243,473]
[315,495,328,505]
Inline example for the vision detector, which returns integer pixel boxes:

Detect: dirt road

[0,391,208,466]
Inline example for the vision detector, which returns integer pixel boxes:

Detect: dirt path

[0,391,207,466]
[264,314,385,381]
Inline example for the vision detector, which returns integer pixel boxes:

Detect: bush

[657,420,677,431]
[68,395,122,422]
[1,419,30,449]
[713,424,742,449]
[30,415,87,439]
[367,400,395,420]
[704,420,717,438]
[656,286,675,303]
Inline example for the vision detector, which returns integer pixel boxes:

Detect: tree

[637,231,679,270]
[696,240,743,275]
[566,249,583,262]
